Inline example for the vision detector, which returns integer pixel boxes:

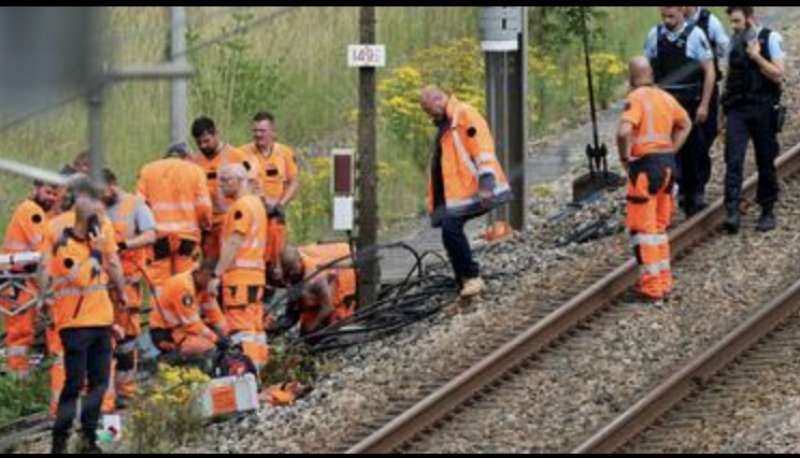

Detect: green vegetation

[0,7,719,242]
[0,365,50,423]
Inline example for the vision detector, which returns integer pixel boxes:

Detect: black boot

[724,205,740,234]
[78,435,102,454]
[756,205,777,232]
[51,434,68,454]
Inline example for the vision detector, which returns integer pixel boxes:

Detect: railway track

[342,142,800,453]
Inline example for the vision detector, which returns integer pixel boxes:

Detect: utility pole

[356,6,380,308]
[170,6,188,146]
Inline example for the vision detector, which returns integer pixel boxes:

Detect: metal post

[170,7,188,145]
[87,84,105,186]
[481,7,527,231]
[356,6,380,308]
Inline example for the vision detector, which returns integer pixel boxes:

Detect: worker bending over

[151,259,228,362]
[209,163,269,370]
[617,57,692,303]
[137,144,212,342]
[276,242,356,336]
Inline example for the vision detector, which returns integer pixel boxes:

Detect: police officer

[685,6,730,192]
[419,85,513,298]
[645,6,715,216]
[721,6,786,233]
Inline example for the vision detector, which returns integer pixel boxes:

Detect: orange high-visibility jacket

[239,142,298,202]
[48,227,117,331]
[426,96,513,224]
[108,192,152,279]
[221,194,268,285]
[298,242,356,315]
[621,85,690,158]
[157,270,220,345]
[191,146,250,225]
[136,158,212,242]
[3,199,49,255]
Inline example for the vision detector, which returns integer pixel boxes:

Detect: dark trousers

[53,327,113,441]
[671,96,705,213]
[441,214,479,285]
[724,102,780,209]
[698,85,720,190]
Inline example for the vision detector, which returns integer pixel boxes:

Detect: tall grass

[0,7,718,240]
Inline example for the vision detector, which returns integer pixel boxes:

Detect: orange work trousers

[114,282,141,399]
[222,284,268,369]
[2,286,38,377]
[625,154,675,300]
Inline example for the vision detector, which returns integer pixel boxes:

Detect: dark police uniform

[722,26,785,232]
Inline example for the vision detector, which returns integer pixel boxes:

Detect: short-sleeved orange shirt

[191,145,251,223]
[239,142,298,201]
[621,86,690,158]
[220,195,267,285]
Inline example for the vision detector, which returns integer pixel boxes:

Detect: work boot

[460,277,485,298]
[51,434,68,454]
[756,206,777,232]
[78,433,102,454]
[724,205,740,234]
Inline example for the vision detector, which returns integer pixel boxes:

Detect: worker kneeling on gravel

[617,57,693,302]
[151,258,229,364]
[419,85,512,298]
[273,243,356,337]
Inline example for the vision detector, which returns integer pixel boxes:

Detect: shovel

[572,6,623,203]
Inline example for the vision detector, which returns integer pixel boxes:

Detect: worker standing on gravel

[419,85,512,298]
[101,168,156,403]
[1,180,57,378]
[190,116,252,263]
[209,163,269,370]
[617,57,692,302]
[685,6,730,191]
[48,179,129,454]
[645,6,715,217]
[721,6,785,234]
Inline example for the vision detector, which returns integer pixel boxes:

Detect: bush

[0,366,50,423]
[126,364,210,453]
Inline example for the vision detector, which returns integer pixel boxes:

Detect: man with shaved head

[209,162,269,370]
[419,85,512,298]
[617,56,692,303]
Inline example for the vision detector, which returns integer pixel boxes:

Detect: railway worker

[239,110,300,217]
[190,116,252,263]
[101,168,156,402]
[645,6,715,216]
[1,180,58,378]
[208,163,269,370]
[137,143,212,340]
[721,6,786,234]
[418,85,512,298]
[44,175,120,418]
[48,178,129,454]
[274,242,356,336]
[684,6,730,189]
[150,258,228,362]
[617,56,693,302]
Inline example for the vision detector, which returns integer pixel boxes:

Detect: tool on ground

[572,6,623,202]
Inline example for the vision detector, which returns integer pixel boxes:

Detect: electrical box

[331,148,354,231]
[479,7,523,52]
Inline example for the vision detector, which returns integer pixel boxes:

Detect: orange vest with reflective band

[221,195,268,285]
[48,229,114,331]
[298,242,356,316]
[426,96,512,217]
[159,270,219,344]
[239,142,298,201]
[137,158,212,242]
[191,146,250,225]
[3,199,48,255]
[108,193,150,279]
[623,86,689,158]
